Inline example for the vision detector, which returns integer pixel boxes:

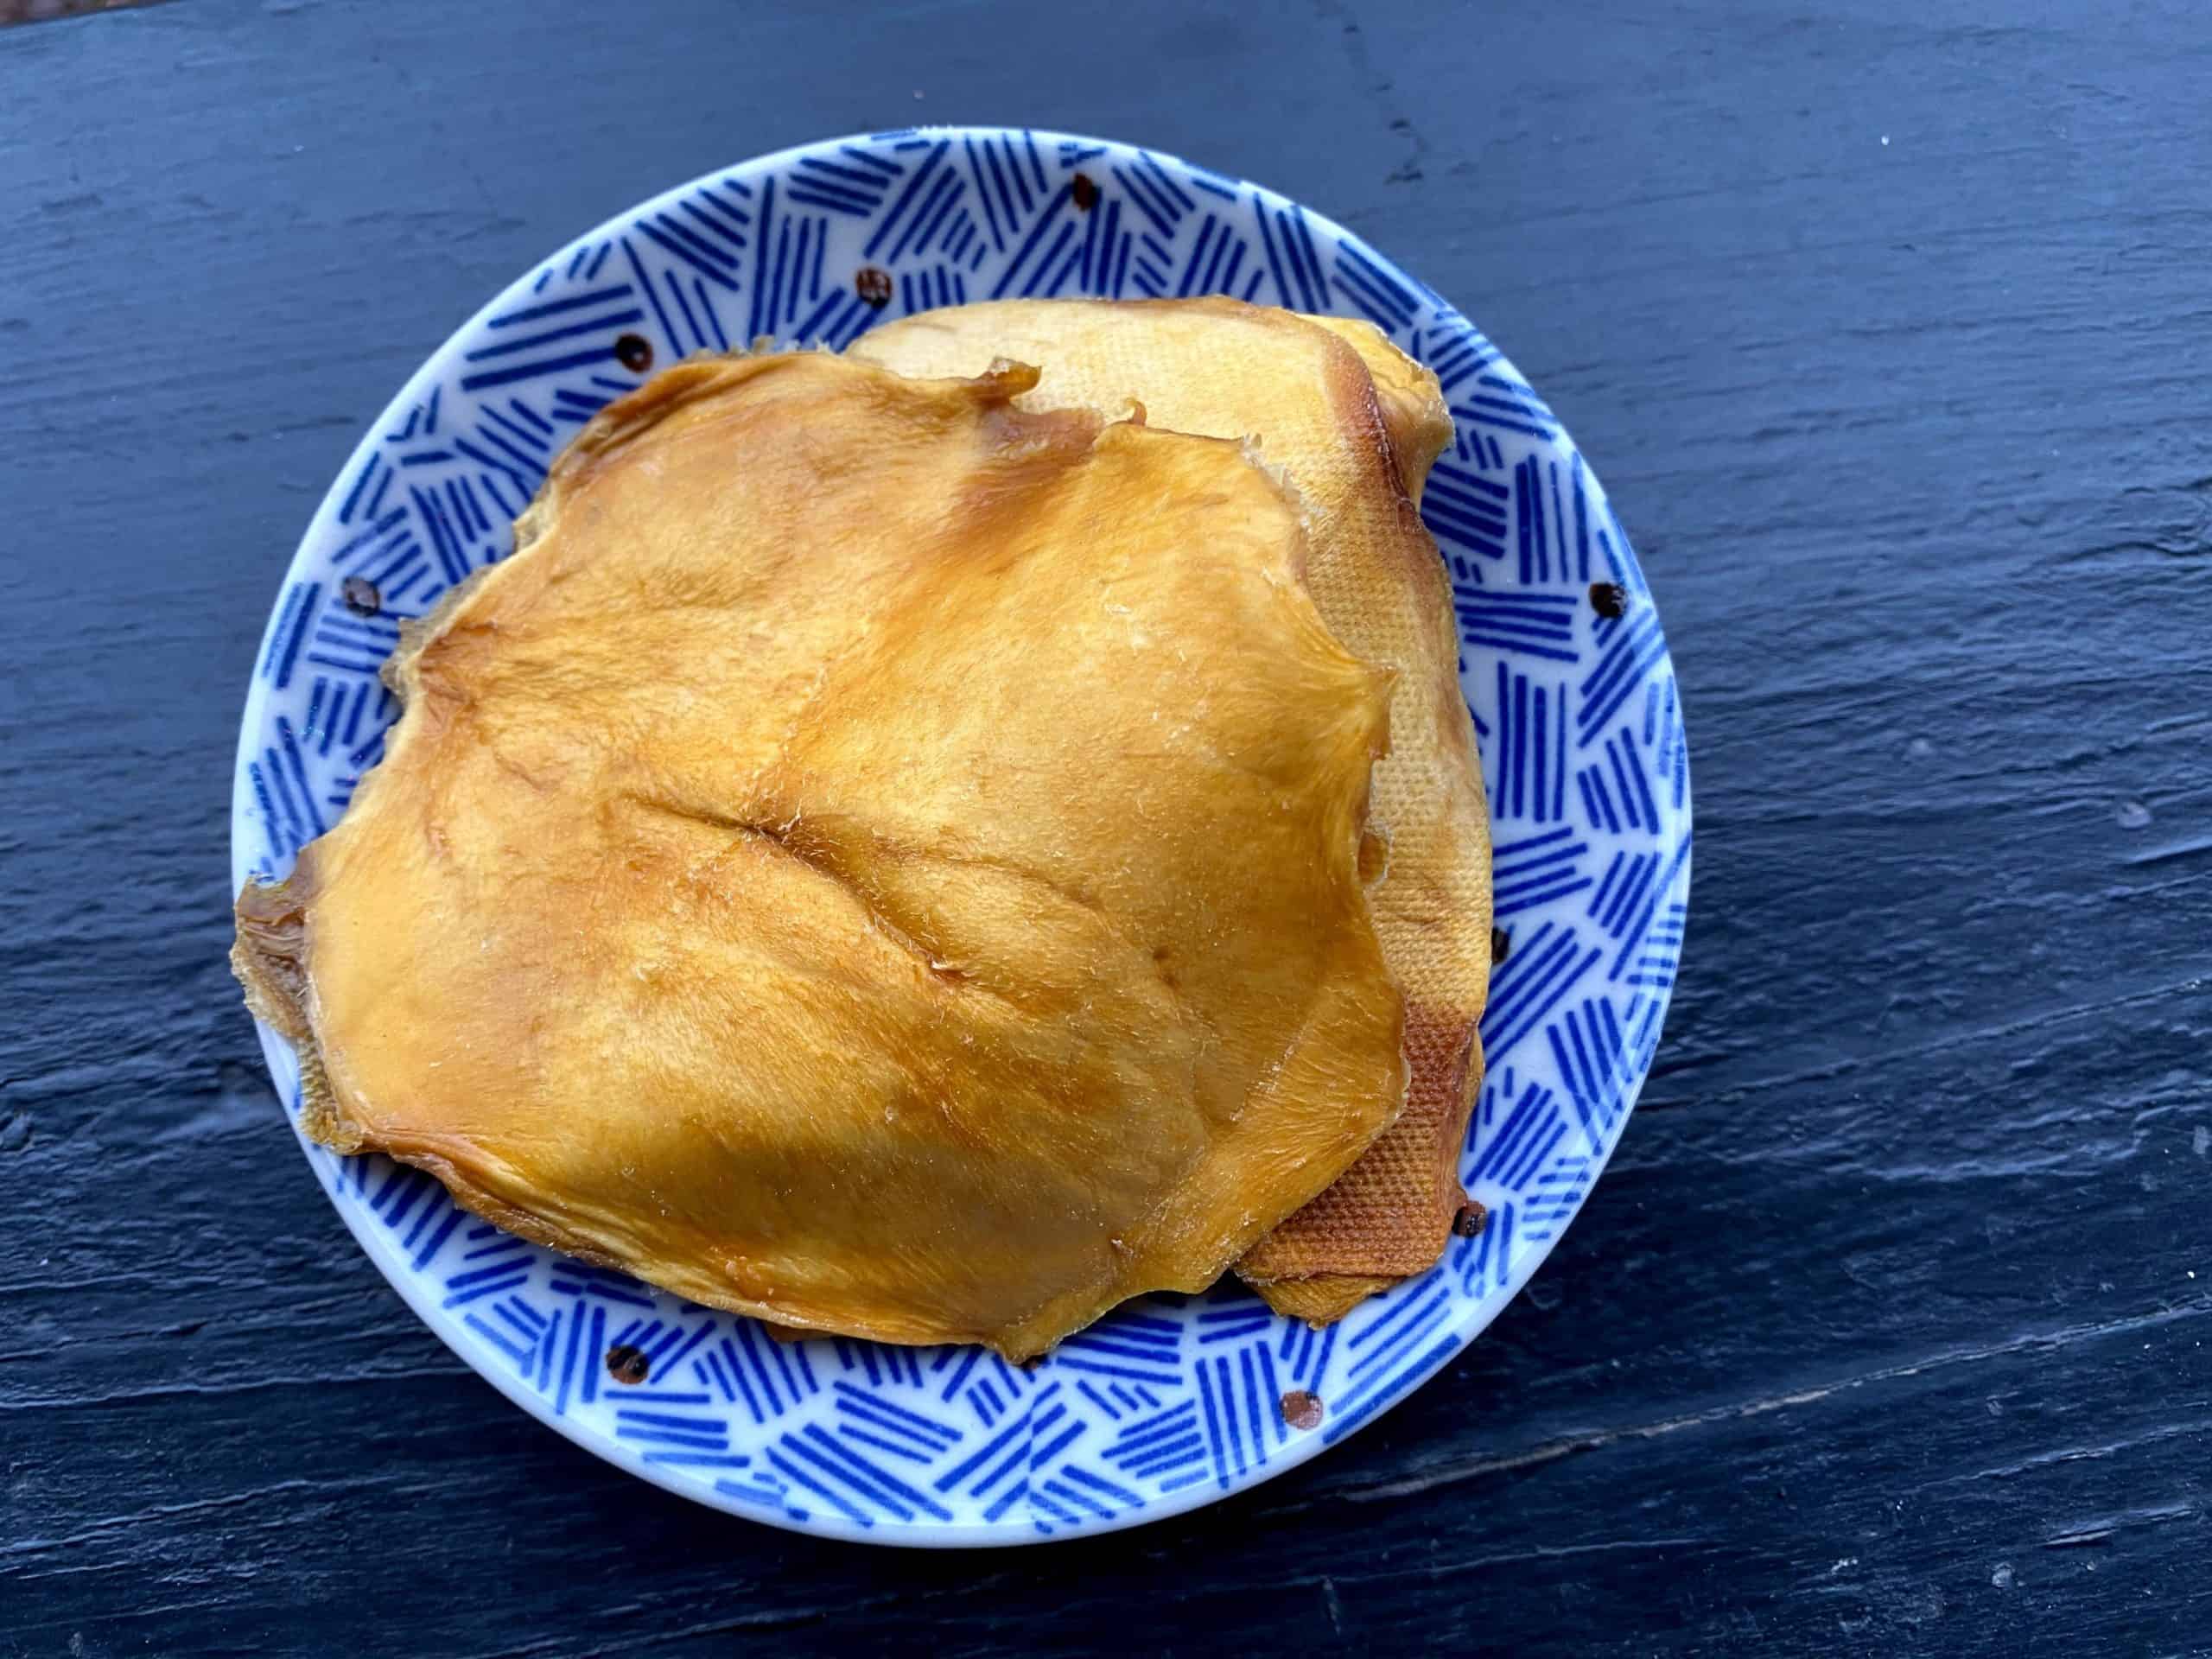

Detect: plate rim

[231,124,1692,1547]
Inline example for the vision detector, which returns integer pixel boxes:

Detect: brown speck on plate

[1588,581,1628,619]
[1280,1389,1325,1431]
[1491,925,1510,964]
[1452,1200,1488,1238]
[1071,173,1099,211]
[604,1343,651,1385]
[340,575,381,617]
[854,266,894,308]
[613,333,654,373]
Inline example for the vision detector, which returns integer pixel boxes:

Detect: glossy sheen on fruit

[233,350,1408,1358]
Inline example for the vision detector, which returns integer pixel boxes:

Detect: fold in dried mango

[856,299,1492,1321]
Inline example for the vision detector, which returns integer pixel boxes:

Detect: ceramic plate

[232,127,1691,1546]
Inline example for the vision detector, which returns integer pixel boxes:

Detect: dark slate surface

[4,1,2209,1652]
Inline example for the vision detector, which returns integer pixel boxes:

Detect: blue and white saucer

[232,127,1691,1546]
